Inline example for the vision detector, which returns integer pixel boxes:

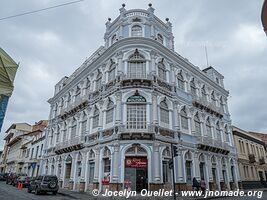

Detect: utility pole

[170,143,178,200]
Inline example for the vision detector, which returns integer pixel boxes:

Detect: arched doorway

[185,151,193,186]
[221,158,228,190]
[87,150,95,191]
[65,155,72,188]
[162,147,171,189]
[124,144,148,192]
[199,154,206,183]
[211,156,218,190]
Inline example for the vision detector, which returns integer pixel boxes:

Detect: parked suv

[28,175,59,195]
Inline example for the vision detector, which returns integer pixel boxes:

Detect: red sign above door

[125,157,147,168]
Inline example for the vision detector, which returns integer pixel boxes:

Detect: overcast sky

[0,0,266,149]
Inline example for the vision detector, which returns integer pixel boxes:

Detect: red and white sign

[125,157,147,168]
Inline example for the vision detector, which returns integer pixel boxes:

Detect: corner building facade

[42,4,240,192]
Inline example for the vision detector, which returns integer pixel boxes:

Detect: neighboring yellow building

[232,126,267,189]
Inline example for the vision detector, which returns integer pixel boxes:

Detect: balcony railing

[55,136,85,152]
[249,154,256,163]
[192,95,224,117]
[196,136,229,155]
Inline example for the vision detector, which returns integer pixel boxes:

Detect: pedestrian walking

[192,177,200,191]
[200,178,206,194]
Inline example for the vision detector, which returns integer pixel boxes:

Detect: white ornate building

[41,4,240,192]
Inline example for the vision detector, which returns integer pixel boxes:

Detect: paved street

[0,181,76,200]
[1,181,266,200]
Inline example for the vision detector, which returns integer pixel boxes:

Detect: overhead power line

[0,0,84,21]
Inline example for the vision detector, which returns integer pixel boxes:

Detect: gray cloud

[0,0,266,149]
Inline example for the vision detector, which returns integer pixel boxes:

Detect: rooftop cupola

[104,3,175,50]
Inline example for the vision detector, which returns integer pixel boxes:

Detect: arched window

[127,49,146,79]
[216,122,221,141]
[103,147,111,180]
[157,34,163,44]
[106,99,114,124]
[211,91,216,106]
[206,118,212,138]
[88,150,95,184]
[71,118,77,139]
[177,73,185,90]
[224,126,230,142]
[126,91,146,129]
[180,107,189,130]
[77,153,82,177]
[199,154,205,180]
[194,113,201,136]
[185,151,193,184]
[201,86,207,101]
[131,25,142,37]
[158,62,166,81]
[95,70,102,90]
[111,34,117,44]
[92,106,99,129]
[108,60,116,82]
[162,147,171,184]
[160,100,169,124]
[190,79,197,96]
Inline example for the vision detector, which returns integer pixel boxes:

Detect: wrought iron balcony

[249,154,256,163]
[55,136,85,154]
[196,136,229,155]
[192,95,224,118]
[119,124,154,140]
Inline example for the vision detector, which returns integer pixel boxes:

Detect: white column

[80,152,87,182]
[61,158,66,188]
[234,160,240,189]
[84,151,90,191]
[70,154,77,182]
[152,93,158,125]
[225,160,231,190]
[116,51,123,73]
[173,101,179,131]
[205,155,213,184]
[150,51,156,73]
[174,148,184,182]
[115,92,122,125]
[94,148,100,182]
[111,143,120,182]
[193,152,200,181]
[153,143,161,182]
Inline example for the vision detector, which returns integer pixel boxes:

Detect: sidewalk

[57,188,267,200]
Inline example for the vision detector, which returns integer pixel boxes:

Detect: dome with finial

[104,4,174,50]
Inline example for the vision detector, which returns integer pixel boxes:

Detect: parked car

[14,175,30,188]
[12,174,27,186]
[6,173,16,185]
[0,173,8,181]
[28,175,59,195]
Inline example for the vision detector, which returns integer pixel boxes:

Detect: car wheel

[35,187,40,195]
[52,191,57,195]
[27,188,32,193]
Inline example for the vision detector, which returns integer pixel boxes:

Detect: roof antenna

[204,45,209,67]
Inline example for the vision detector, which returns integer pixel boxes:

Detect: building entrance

[124,157,148,192]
